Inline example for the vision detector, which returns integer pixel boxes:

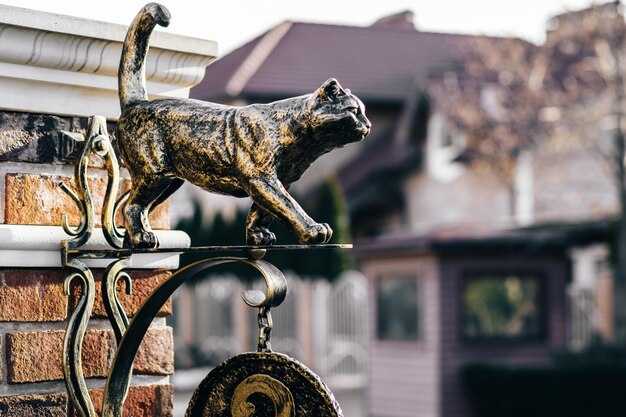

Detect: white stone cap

[0,4,217,57]
[0,224,191,269]
[0,4,218,119]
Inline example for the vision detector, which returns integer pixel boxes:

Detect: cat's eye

[347,107,358,114]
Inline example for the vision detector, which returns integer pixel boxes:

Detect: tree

[301,174,354,278]
[531,1,626,343]
[429,2,626,342]
[428,35,551,220]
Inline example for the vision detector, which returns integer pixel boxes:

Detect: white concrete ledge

[0,4,217,119]
[0,5,217,56]
[0,225,190,269]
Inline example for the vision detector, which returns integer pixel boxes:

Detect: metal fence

[171,270,368,386]
[567,286,597,350]
[313,271,368,387]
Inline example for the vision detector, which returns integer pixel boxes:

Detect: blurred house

[189,3,622,417]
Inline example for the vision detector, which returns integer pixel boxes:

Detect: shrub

[463,362,626,417]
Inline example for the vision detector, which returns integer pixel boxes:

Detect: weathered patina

[60,4,361,417]
[117,3,371,249]
[186,352,343,417]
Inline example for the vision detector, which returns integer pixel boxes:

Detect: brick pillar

[0,5,215,416]
[0,112,175,416]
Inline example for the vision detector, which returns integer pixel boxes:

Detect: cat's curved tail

[118,3,171,112]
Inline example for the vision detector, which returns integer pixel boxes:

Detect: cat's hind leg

[123,176,178,249]
[246,202,276,246]
[149,178,184,213]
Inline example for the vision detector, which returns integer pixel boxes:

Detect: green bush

[462,362,626,417]
[551,342,626,368]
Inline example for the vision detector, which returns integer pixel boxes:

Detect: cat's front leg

[302,222,333,244]
[122,176,177,249]
[123,203,159,249]
[246,203,276,246]
[247,177,333,244]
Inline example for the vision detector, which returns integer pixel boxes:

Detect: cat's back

[117,97,239,165]
[120,97,236,123]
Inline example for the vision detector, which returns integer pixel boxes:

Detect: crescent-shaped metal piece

[101,126,125,249]
[102,258,133,342]
[111,191,130,240]
[241,264,287,308]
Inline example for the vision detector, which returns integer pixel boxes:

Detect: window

[463,273,543,341]
[377,277,419,340]
[514,149,534,225]
[426,113,465,182]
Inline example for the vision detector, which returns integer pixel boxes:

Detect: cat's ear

[318,78,345,101]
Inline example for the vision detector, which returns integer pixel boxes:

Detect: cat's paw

[300,223,333,244]
[124,231,159,249]
[247,227,276,246]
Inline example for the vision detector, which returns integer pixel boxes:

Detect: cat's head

[306,79,371,145]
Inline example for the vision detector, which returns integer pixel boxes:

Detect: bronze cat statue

[117,3,371,249]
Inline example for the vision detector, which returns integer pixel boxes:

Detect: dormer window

[426,113,466,182]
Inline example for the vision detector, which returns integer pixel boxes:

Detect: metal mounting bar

[65,243,352,258]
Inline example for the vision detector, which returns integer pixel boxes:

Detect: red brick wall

[0,112,174,416]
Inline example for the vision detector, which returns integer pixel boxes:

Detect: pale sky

[0,0,605,55]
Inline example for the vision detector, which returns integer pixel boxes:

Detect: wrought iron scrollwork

[59,119,99,249]
[60,115,125,250]
[63,257,96,417]
[100,135,125,249]
[59,115,128,417]
[101,257,286,417]
[102,258,133,342]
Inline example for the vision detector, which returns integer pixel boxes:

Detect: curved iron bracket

[101,257,286,417]
[63,258,96,417]
[102,258,133,343]
[60,115,124,250]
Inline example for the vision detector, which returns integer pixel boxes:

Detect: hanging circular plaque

[185,351,343,417]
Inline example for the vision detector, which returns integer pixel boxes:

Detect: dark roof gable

[191,20,517,104]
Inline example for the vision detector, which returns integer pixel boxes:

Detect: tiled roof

[191,21,496,103]
[190,32,263,101]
